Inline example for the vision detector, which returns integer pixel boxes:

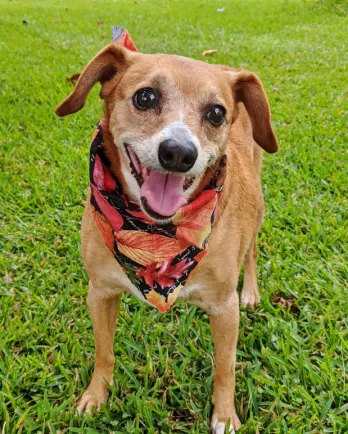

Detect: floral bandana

[89,28,227,312]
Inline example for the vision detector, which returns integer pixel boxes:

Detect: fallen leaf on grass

[97,20,104,25]
[2,274,13,283]
[272,291,297,311]
[202,49,217,56]
[189,409,199,420]
[66,73,80,86]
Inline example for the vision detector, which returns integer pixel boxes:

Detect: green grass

[0,0,347,432]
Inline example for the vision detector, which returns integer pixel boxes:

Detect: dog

[56,38,278,433]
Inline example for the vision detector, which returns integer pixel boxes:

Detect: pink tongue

[140,170,186,217]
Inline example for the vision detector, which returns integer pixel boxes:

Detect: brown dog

[56,43,278,433]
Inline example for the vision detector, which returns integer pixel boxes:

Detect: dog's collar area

[89,124,227,313]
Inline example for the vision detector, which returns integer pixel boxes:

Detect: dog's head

[56,44,277,222]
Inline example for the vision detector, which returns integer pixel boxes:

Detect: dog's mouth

[125,144,195,219]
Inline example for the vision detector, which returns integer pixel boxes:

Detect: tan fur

[56,43,278,432]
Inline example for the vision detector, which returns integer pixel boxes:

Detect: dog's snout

[158,139,198,173]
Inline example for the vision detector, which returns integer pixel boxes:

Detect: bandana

[89,28,227,312]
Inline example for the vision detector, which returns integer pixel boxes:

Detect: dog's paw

[212,420,235,434]
[76,388,109,415]
[240,286,260,309]
[211,414,241,433]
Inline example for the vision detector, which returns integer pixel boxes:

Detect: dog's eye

[206,105,226,126]
[133,88,158,111]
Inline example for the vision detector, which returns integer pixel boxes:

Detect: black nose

[158,139,198,173]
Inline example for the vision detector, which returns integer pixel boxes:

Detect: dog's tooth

[142,167,149,181]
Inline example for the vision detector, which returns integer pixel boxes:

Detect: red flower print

[91,185,123,231]
[137,258,193,288]
[90,205,115,253]
[93,154,116,192]
[173,189,217,249]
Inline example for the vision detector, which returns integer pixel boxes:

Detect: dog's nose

[158,139,198,173]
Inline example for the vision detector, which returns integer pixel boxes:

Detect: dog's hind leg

[77,281,121,414]
[240,238,260,308]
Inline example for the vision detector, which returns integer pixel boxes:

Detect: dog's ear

[228,69,278,153]
[56,44,131,117]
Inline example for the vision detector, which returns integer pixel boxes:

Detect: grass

[0,0,347,432]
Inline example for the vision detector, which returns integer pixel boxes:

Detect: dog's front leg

[209,290,241,433]
[77,281,121,414]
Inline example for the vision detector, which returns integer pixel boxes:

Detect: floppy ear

[231,70,278,153]
[56,44,130,117]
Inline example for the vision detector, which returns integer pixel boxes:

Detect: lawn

[0,0,347,433]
